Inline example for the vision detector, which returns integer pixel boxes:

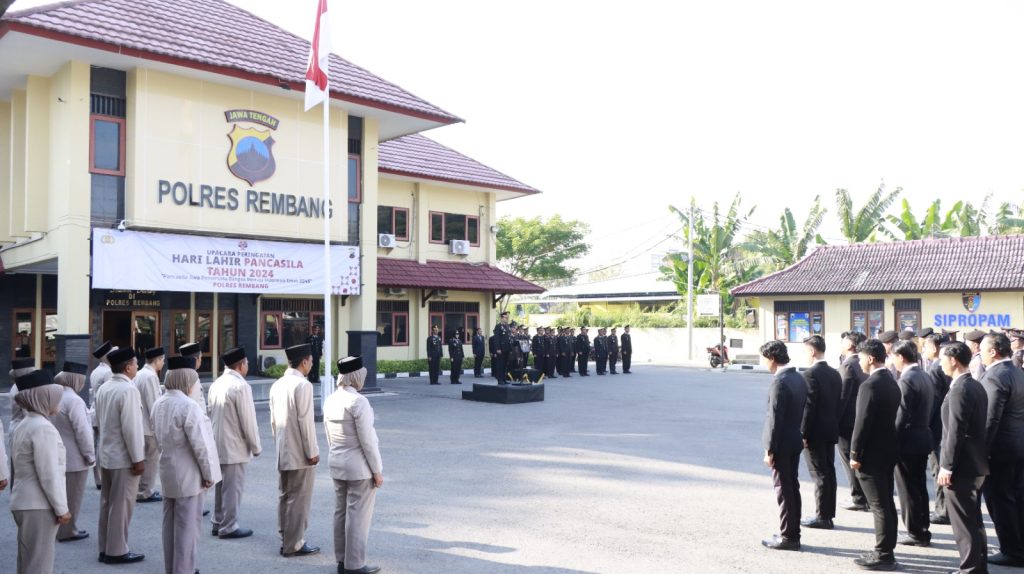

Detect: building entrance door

[102,310,132,353]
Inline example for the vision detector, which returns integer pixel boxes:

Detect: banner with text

[92,229,360,295]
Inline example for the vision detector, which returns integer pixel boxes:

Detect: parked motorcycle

[706,344,729,368]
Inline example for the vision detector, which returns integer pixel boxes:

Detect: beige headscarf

[14,384,64,416]
[337,367,367,391]
[164,368,198,393]
[54,371,87,394]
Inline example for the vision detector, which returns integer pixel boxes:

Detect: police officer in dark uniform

[545,328,558,378]
[621,325,633,374]
[557,328,572,377]
[426,325,443,385]
[472,328,485,377]
[568,328,577,374]
[492,312,513,384]
[448,328,464,384]
[594,328,608,375]
[306,324,324,384]
[531,329,544,371]
[608,327,620,375]
[1009,329,1024,369]
[576,327,591,376]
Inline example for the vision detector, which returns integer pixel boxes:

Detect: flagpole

[322,78,332,403]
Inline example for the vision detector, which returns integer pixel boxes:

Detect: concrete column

[347,118,380,389]
[211,292,219,377]
[413,182,426,264]
[24,75,50,233]
[9,90,27,238]
[0,100,11,243]
[34,274,43,369]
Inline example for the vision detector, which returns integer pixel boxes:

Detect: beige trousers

[162,494,202,574]
[57,469,89,540]
[92,427,102,487]
[278,467,315,553]
[14,508,58,574]
[98,467,141,556]
[332,478,378,568]
[138,435,160,499]
[213,462,248,535]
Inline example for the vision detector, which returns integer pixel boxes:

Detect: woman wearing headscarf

[152,357,220,574]
[52,361,96,542]
[8,357,36,434]
[9,369,70,574]
[324,356,383,574]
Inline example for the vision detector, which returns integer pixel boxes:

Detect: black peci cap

[167,356,196,370]
[15,369,53,391]
[144,347,165,360]
[106,347,135,365]
[92,341,113,359]
[178,342,201,356]
[285,344,312,362]
[337,356,363,375]
[62,362,88,375]
[221,347,246,366]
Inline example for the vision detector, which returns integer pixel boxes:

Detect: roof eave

[378,167,541,197]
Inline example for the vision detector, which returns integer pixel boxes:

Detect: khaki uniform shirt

[152,389,221,499]
[10,413,69,515]
[133,364,162,437]
[52,386,96,472]
[208,368,262,464]
[8,383,24,435]
[88,361,113,426]
[0,422,8,482]
[324,386,382,481]
[269,368,319,471]
[95,373,146,469]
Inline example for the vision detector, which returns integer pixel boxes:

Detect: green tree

[496,215,590,284]
[948,194,991,237]
[745,196,826,270]
[990,201,1024,235]
[836,183,901,243]
[883,198,958,240]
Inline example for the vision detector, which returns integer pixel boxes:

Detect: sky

[11,0,1024,277]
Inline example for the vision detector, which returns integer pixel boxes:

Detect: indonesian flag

[304,0,332,111]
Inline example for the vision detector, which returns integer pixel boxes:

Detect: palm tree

[836,183,901,243]
[746,196,826,270]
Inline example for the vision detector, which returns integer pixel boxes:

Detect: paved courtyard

[0,366,1014,573]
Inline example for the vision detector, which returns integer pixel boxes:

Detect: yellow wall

[0,100,10,242]
[125,68,349,242]
[375,289,492,361]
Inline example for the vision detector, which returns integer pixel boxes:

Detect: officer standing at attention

[472,328,486,378]
[557,328,571,377]
[568,328,578,374]
[306,324,324,384]
[608,327,620,375]
[621,325,633,374]
[493,312,513,383]
[448,328,465,384]
[89,341,115,490]
[594,329,609,375]
[1009,329,1024,369]
[964,330,987,381]
[544,327,557,379]
[576,327,591,376]
[532,328,544,371]
[134,347,165,504]
[426,326,443,385]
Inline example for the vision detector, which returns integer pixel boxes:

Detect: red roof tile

[378,258,544,294]
[2,0,460,123]
[732,235,1024,296]
[379,134,540,195]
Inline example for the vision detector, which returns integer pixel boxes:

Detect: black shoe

[854,552,897,570]
[429,382,440,385]
[800,517,833,529]
[344,566,382,574]
[219,528,253,539]
[610,371,618,375]
[96,484,102,490]
[137,492,162,503]
[202,509,210,517]
[212,526,220,536]
[338,564,345,574]
[104,552,145,564]
[841,500,869,511]
[283,543,320,557]
[761,534,800,551]
[988,552,1024,566]
[450,382,461,384]
[898,534,930,547]
[929,512,950,525]
[98,553,106,563]
[58,530,89,542]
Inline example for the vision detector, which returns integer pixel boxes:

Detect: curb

[377,368,491,379]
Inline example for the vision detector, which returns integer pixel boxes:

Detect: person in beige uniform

[270,343,321,557]
[208,346,261,539]
[0,415,8,492]
[9,370,70,574]
[178,342,208,410]
[153,357,221,574]
[134,347,165,503]
[89,340,115,489]
[95,346,146,564]
[325,357,383,574]
[52,361,96,542]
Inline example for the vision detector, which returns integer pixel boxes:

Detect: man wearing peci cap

[134,347,165,504]
[877,330,899,379]
[178,342,207,410]
[964,330,987,381]
[1009,329,1024,369]
[94,347,146,564]
[208,346,262,539]
[269,343,321,557]
[88,340,115,489]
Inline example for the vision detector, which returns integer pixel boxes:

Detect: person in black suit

[594,329,608,375]
[426,325,443,385]
[607,328,620,375]
[492,312,513,384]
[472,328,486,377]
[531,330,544,371]
[980,332,1024,566]
[448,329,464,385]
[890,340,934,547]
[837,331,870,512]
[798,335,843,529]
[922,334,952,525]
[576,327,591,376]
[937,341,990,574]
[488,334,497,379]
[759,340,808,551]
[621,326,633,374]
[557,328,572,377]
[850,338,902,571]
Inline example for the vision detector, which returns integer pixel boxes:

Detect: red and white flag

[304,0,332,111]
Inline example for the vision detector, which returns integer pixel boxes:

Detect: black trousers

[596,354,607,374]
[837,435,868,506]
[493,353,507,383]
[895,453,931,541]
[609,353,618,373]
[308,357,321,383]
[947,475,988,573]
[771,452,802,541]
[545,356,556,377]
[622,352,631,372]
[858,464,898,557]
[428,357,440,384]
[803,441,837,520]
[928,447,947,518]
[473,355,484,376]
[450,358,462,384]
[577,354,588,375]
[533,354,543,370]
[984,458,1024,558]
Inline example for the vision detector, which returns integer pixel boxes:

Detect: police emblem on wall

[962,292,981,313]
[224,109,280,185]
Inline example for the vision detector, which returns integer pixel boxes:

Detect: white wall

[614,327,763,365]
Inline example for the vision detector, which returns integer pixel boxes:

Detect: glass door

[132,311,160,357]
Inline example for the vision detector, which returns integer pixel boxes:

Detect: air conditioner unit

[378,234,396,248]
[449,239,470,255]
[436,289,449,298]
[384,287,406,296]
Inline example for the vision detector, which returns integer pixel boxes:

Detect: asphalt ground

[0,366,1014,573]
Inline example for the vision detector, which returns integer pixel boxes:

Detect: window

[172,311,190,352]
[376,300,409,347]
[132,311,159,357]
[429,301,480,343]
[429,212,480,246]
[261,313,281,349]
[773,301,824,343]
[347,155,360,244]
[377,206,410,240]
[894,298,921,333]
[260,298,325,350]
[12,309,34,358]
[42,309,57,364]
[221,312,236,351]
[851,299,884,338]
[90,116,125,176]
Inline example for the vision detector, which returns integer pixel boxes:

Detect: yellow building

[731,235,1024,353]
[0,0,541,384]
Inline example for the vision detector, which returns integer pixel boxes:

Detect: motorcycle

[706,344,729,368]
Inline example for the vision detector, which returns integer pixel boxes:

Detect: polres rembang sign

[933,291,1011,329]
[92,229,360,296]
